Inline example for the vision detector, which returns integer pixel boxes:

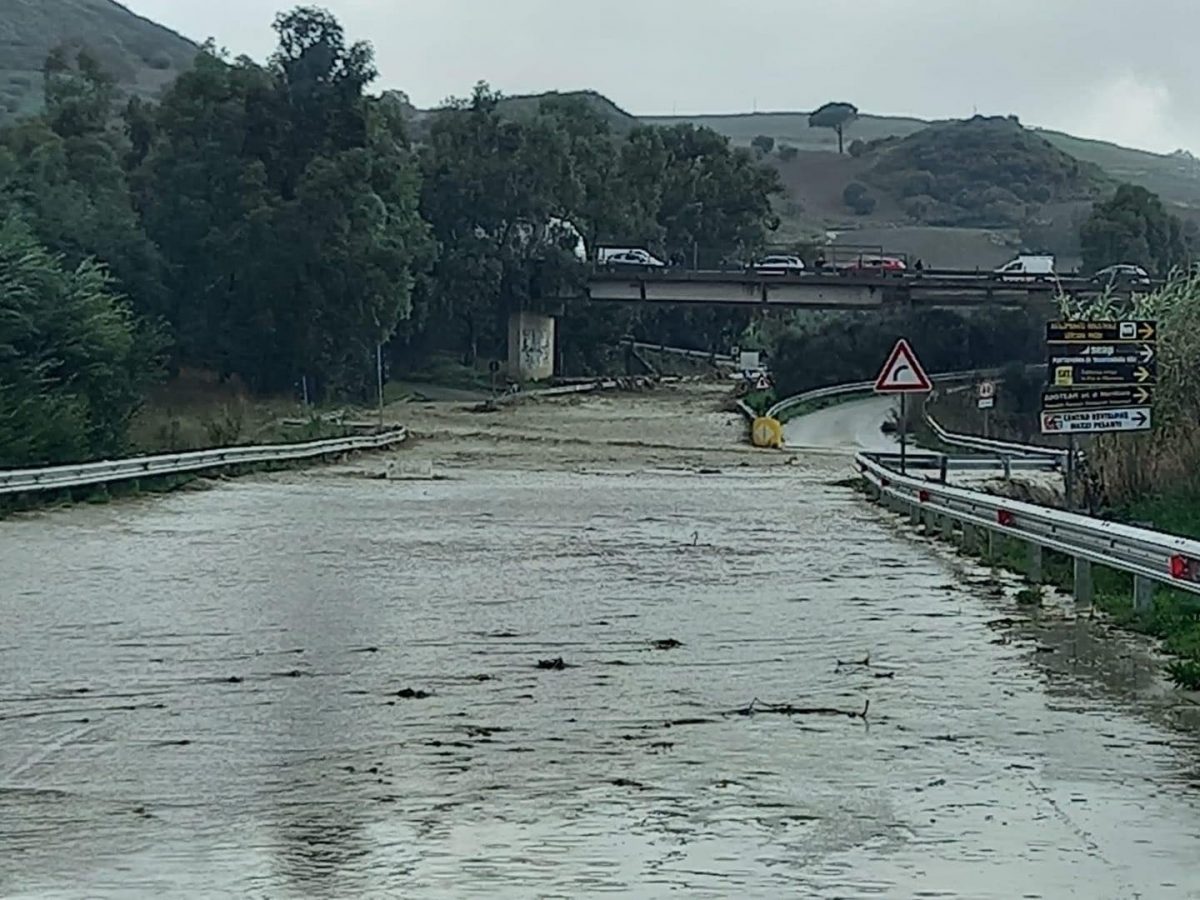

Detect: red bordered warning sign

[874,339,933,393]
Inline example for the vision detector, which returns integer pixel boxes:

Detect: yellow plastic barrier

[751,416,783,449]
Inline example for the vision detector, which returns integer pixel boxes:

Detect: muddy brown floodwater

[2,384,1200,899]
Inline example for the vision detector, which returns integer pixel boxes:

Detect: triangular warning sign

[874,339,933,393]
[755,375,771,390]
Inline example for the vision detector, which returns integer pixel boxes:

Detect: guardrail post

[1133,576,1155,613]
[1002,456,1012,481]
[939,455,948,484]
[939,513,955,541]
[1073,557,1094,605]
[960,522,979,553]
[909,502,921,527]
[1027,543,1043,583]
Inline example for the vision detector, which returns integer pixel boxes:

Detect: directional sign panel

[1041,385,1153,412]
[1046,320,1157,343]
[1040,407,1152,435]
[1046,341,1156,366]
[1050,361,1156,387]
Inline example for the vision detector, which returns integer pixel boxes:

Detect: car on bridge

[1092,263,1151,289]
[841,256,907,276]
[599,248,667,270]
[750,255,805,275]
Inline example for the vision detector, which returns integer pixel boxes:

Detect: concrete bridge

[586,268,1113,309]
[506,268,1134,380]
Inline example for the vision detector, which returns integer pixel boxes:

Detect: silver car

[752,255,806,275]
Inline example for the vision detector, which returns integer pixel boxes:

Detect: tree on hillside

[1080,183,1194,276]
[138,11,431,396]
[0,216,160,466]
[809,101,858,154]
[0,49,167,324]
[751,134,774,157]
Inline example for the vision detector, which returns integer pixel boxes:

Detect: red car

[842,256,907,276]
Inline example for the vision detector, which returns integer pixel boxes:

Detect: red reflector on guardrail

[997,510,1015,527]
[880,478,890,488]
[1170,554,1200,583]
[918,490,930,503]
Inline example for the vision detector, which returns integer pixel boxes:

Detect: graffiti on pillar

[520,326,552,374]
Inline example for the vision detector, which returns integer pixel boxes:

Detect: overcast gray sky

[123,0,1199,154]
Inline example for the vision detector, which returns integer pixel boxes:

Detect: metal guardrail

[870,452,1058,474]
[923,409,1066,463]
[857,451,1200,605]
[765,367,1011,422]
[630,342,736,367]
[0,429,408,496]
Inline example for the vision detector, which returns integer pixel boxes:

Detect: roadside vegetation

[767,306,1046,400]
[0,6,782,470]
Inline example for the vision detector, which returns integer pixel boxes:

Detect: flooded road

[3,387,1200,898]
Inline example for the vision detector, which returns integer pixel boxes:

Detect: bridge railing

[0,430,408,496]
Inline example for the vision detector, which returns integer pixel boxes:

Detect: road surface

[2,383,1198,898]
[784,395,900,454]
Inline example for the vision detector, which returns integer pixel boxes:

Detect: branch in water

[725,697,870,719]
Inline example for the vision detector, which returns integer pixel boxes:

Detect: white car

[601,248,666,269]
[752,255,805,275]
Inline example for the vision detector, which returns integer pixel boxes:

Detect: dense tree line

[1079,183,1195,276]
[0,6,781,465]
[769,307,1046,400]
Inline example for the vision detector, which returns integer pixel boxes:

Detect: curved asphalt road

[783,395,900,454]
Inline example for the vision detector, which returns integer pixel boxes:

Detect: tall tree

[1080,183,1194,276]
[138,13,430,396]
[0,216,159,466]
[0,49,166,324]
[809,101,858,155]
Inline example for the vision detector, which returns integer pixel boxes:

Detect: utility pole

[376,342,384,432]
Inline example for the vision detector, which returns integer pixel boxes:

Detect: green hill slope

[0,0,198,124]
[648,108,1200,215]
[862,116,1109,227]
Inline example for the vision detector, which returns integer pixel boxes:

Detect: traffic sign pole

[900,394,907,475]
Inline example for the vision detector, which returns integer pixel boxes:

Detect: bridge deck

[585,269,1126,309]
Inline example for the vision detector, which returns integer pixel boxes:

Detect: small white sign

[977,380,996,400]
[739,351,761,372]
[1040,407,1151,435]
[977,397,995,410]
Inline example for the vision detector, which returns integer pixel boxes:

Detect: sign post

[874,338,934,475]
[977,380,996,437]
[1041,319,1157,509]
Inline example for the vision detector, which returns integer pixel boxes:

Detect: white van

[994,254,1055,280]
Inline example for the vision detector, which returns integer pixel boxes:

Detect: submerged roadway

[2,382,1198,898]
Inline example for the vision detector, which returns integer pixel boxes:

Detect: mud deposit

[2,388,1200,898]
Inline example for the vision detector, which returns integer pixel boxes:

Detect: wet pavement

[3,464,1200,898]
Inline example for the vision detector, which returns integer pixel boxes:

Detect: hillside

[0,0,198,124]
[649,108,1200,216]
[861,116,1109,227]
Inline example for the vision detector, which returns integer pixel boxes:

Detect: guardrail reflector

[918,490,930,503]
[1170,555,1200,583]
[997,510,1015,527]
[880,477,890,488]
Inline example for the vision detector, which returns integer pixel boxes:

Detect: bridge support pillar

[1133,575,1155,613]
[508,312,556,382]
[1073,557,1094,605]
